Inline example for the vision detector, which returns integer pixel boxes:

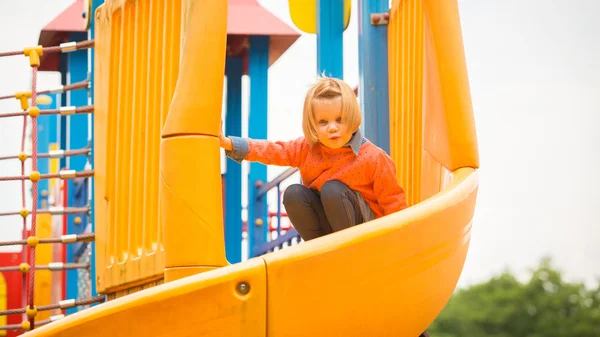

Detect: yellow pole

[160,0,229,282]
[34,214,52,321]
[0,273,6,336]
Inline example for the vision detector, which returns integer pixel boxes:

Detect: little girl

[219,75,408,241]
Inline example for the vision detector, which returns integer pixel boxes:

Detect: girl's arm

[372,153,409,215]
[220,123,307,167]
[226,136,307,168]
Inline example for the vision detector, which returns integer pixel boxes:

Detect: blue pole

[66,31,89,314]
[276,184,281,237]
[358,0,390,153]
[317,0,344,78]
[47,95,59,201]
[247,35,269,258]
[90,0,104,302]
[59,54,68,170]
[224,57,243,264]
[251,186,266,257]
[48,95,58,146]
[36,98,54,208]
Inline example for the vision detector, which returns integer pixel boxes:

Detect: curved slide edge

[24,167,478,337]
[264,167,478,336]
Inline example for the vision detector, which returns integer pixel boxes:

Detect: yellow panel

[92,2,110,295]
[23,258,267,337]
[388,0,478,205]
[388,0,424,206]
[94,0,180,294]
[160,0,228,278]
[48,143,59,194]
[287,0,351,34]
[160,136,227,270]
[35,214,52,321]
[421,149,442,201]
[422,0,479,171]
[264,168,477,337]
[161,0,225,138]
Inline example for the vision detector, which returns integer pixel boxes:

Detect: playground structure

[0,0,478,336]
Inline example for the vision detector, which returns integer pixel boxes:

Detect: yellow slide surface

[26,169,477,337]
[25,0,478,336]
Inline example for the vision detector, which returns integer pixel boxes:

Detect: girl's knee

[320,180,349,202]
[283,184,310,206]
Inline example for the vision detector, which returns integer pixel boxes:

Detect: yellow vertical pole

[0,273,6,336]
[160,0,229,282]
[34,214,52,321]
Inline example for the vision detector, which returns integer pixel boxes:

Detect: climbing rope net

[0,40,104,333]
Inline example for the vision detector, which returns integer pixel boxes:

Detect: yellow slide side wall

[21,168,478,337]
[388,0,479,205]
[94,0,183,295]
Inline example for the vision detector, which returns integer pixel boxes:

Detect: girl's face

[313,99,352,149]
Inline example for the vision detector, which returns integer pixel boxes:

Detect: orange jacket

[226,130,408,218]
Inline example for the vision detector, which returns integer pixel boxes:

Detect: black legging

[282,180,366,241]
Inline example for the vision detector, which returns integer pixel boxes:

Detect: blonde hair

[302,74,362,145]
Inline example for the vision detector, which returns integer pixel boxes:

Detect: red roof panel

[228,0,299,36]
[227,0,300,73]
[37,0,86,71]
[43,0,86,33]
[37,0,300,72]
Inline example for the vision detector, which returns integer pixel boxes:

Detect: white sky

[0,0,598,289]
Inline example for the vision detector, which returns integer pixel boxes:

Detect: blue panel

[59,53,68,170]
[247,35,269,258]
[90,0,104,301]
[224,57,243,264]
[36,95,56,208]
[317,0,344,78]
[48,95,58,145]
[358,0,390,153]
[66,31,89,313]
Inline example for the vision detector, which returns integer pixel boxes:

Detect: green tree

[428,257,600,337]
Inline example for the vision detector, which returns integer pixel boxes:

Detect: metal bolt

[236,282,250,295]
[371,12,389,26]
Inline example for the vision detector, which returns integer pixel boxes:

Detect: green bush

[428,257,600,337]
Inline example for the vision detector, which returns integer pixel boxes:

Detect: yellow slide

[26,0,478,336]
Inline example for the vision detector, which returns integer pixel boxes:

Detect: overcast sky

[0,0,598,288]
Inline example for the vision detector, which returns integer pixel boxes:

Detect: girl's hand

[219,120,233,151]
